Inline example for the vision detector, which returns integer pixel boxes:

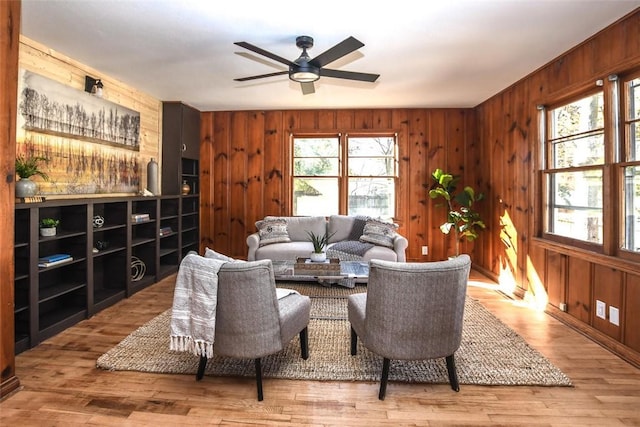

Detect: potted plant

[429,168,485,258]
[306,230,335,262]
[15,155,49,198]
[40,218,59,237]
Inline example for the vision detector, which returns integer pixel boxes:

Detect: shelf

[39,281,86,303]
[93,246,126,257]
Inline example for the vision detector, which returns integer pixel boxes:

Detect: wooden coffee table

[271,259,369,288]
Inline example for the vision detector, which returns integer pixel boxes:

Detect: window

[622,76,640,251]
[292,134,397,219]
[541,71,640,256]
[544,91,605,245]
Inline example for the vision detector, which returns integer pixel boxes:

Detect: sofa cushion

[360,218,398,248]
[266,215,326,242]
[327,215,354,242]
[256,218,291,246]
[255,241,315,261]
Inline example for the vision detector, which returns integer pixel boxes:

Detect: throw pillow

[255,218,291,247]
[348,215,370,241]
[360,218,398,248]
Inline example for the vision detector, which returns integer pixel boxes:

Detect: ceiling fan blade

[234,70,288,82]
[234,41,294,67]
[320,68,380,82]
[301,82,315,95]
[310,36,364,68]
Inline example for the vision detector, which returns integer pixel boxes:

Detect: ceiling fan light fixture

[290,68,320,83]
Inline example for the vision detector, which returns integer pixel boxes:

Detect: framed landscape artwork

[16,69,141,195]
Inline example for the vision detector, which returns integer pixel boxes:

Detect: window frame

[288,131,398,218]
[538,70,640,262]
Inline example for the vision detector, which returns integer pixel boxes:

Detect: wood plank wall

[200,108,479,262]
[18,36,162,195]
[1,0,21,398]
[475,10,640,365]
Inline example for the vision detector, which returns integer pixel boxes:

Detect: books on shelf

[38,253,73,268]
[131,213,150,223]
[159,226,173,236]
[16,196,46,204]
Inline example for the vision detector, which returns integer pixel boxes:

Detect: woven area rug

[97,283,572,387]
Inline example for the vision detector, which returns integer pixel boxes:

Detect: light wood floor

[2,271,639,426]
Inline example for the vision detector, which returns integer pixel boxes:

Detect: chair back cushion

[213,260,283,358]
[364,255,471,360]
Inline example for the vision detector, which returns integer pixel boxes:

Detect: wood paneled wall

[200,108,479,262]
[475,10,640,365]
[1,0,20,398]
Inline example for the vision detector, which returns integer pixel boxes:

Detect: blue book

[38,253,71,263]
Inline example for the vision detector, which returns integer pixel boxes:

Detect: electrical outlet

[609,306,620,326]
[421,246,428,255]
[596,300,606,320]
[559,303,567,312]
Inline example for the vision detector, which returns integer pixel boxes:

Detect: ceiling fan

[233,36,380,95]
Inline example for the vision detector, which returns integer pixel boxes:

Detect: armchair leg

[196,356,207,381]
[254,358,264,401]
[299,327,309,360]
[379,357,390,400]
[350,327,358,355]
[445,354,460,392]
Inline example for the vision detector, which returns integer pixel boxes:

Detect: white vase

[16,178,37,198]
[310,252,327,262]
[40,227,56,237]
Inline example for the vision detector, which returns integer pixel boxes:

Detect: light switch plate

[596,300,606,320]
[609,306,620,326]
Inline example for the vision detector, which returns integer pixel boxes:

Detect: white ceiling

[20,0,640,112]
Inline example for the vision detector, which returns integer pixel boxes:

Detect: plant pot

[16,177,37,198]
[40,227,56,237]
[310,252,327,262]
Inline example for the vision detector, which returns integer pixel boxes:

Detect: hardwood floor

[1,271,639,426]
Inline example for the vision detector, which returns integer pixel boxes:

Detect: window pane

[551,93,604,139]
[630,122,640,161]
[348,178,395,219]
[552,133,604,168]
[348,136,395,157]
[628,78,640,120]
[348,158,394,176]
[293,158,339,176]
[622,166,640,251]
[293,178,338,216]
[293,138,338,157]
[548,170,603,244]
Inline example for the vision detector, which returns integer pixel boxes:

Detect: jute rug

[97,283,572,387]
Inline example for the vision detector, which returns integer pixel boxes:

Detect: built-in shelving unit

[13,195,198,354]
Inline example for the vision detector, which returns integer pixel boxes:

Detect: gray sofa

[247,215,408,262]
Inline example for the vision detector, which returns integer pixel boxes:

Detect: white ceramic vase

[40,227,56,237]
[310,252,327,262]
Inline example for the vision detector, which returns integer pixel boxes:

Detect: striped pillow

[360,219,398,248]
[256,218,291,247]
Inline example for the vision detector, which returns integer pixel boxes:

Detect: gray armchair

[196,259,311,401]
[347,255,471,400]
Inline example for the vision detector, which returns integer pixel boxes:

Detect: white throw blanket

[169,253,227,358]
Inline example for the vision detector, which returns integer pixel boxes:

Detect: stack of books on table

[131,213,150,223]
[38,253,73,268]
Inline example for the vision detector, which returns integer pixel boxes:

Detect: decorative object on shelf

[131,256,146,281]
[95,240,109,250]
[159,226,173,237]
[307,230,336,263]
[429,168,486,257]
[93,215,105,228]
[39,218,59,237]
[147,158,159,195]
[181,180,191,195]
[15,155,49,198]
